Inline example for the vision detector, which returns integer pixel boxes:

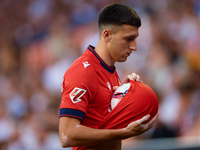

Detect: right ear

[102,29,112,42]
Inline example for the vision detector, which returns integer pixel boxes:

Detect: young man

[59,3,158,150]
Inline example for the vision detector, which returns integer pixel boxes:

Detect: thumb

[135,115,150,124]
[113,86,119,91]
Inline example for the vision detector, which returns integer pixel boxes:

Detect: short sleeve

[59,60,97,121]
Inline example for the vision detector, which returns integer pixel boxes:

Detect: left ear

[102,29,112,42]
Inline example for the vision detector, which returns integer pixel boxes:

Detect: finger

[127,74,133,81]
[135,114,150,124]
[131,73,137,81]
[131,73,141,82]
[136,74,140,82]
[113,86,119,91]
[147,114,159,127]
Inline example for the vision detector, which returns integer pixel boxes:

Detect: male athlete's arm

[59,114,158,147]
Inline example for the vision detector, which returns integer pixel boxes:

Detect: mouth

[125,52,131,56]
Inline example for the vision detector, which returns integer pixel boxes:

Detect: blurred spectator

[0,0,200,149]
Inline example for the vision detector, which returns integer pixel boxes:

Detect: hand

[123,72,141,84]
[123,114,159,138]
[113,73,142,91]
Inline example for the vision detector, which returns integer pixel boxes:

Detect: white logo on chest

[107,82,111,91]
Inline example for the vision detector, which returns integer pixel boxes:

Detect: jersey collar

[87,45,115,73]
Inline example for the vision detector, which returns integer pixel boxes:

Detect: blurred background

[0,0,200,150]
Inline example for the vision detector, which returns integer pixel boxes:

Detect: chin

[117,58,127,62]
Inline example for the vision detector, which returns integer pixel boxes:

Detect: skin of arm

[59,113,158,148]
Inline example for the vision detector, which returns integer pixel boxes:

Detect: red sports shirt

[76,80,158,150]
[98,80,159,129]
[59,45,120,148]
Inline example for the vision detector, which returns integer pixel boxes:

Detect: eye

[126,38,133,42]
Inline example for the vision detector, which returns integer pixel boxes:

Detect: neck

[95,41,115,67]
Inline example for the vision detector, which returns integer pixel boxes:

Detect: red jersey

[76,81,158,150]
[59,45,120,149]
[98,80,159,129]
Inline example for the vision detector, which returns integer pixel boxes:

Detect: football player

[59,3,158,150]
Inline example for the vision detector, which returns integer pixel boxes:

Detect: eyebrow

[124,35,139,38]
[123,31,139,37]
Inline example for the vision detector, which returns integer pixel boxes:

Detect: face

[107,24,139,63]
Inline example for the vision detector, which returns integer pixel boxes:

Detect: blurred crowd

[0,0,200,149]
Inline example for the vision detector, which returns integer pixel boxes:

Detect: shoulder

[62,55,100,96]
[64,56,98,82]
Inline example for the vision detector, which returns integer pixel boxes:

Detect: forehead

[115,24,139,37]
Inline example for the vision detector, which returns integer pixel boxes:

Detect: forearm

[59,114,158,148]
[59,117,126,148]
[66,125,122,146]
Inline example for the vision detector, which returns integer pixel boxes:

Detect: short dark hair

[98,3,141,31]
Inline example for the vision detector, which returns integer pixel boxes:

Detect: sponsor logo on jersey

[70,87,87,103]
[83,61,90,68]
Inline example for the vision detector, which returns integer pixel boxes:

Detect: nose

[129,40,137,51]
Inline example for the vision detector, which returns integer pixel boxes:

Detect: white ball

[111,83,131,110]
